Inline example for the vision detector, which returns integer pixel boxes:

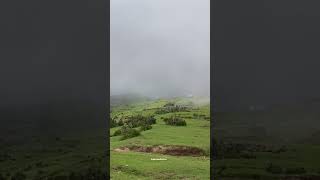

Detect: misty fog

[110,0,210,98]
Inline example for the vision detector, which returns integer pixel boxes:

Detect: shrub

[155,104,189,114]
[284,167,306,174]
[113,129,122,136]
[155,109,168,114]
[164,102,175,107]
[140,124,152,131]
[265,163,282,174]
[120,127,140,140]
[117,119,124,126]
[0,174,5,180]
[124,115,144,128]
[110,116,125,128]
[110,117,118,128]
[147,116,156,125]
[163,116,187,126]
[114,125,140,140]
[123,115,156,128]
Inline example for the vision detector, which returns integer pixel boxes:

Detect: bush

[164,102,175,107]
[140,124,152,131]
[285,167,306,174]
[0,174,5,180]
[110,116,125,128]
[110,117,118,128]
[118,119,124,126]
[113,129,122,136]
[155,104,189,114]
[110,116,124,128]
[123,115,156,128]
[265,163,282,174]
[147,116,156,125]
[124,115,145,128]
[114,125,140,140]
[120,128,140,140]
[163,116,187,126]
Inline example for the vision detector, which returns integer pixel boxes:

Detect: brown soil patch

[114,147,130,152]
[114,145,207,156]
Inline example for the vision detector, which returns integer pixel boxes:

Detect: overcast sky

[110,0,210,97]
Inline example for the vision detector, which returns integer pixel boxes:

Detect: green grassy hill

[110,95,210,179]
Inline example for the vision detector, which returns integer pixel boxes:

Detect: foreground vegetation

[110,96,210,179]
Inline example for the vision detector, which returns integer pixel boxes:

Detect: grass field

[110,96,210,179]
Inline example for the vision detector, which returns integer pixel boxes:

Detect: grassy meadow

[110,96,210,179]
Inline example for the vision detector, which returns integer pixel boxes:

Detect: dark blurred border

[0,0,110,178]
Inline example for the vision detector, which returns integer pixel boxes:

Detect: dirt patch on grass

[113,147,130,152]
[114,145,207,156]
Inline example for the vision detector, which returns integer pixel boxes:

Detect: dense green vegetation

[163,116,187,126]
[110,96,210,179]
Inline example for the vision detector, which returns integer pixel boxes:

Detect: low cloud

[111,0,210,97]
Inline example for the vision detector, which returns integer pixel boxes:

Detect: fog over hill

[110,0,210,97]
